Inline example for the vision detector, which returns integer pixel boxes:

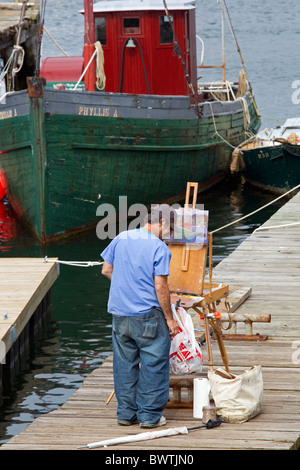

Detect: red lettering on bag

[176,342,193,362]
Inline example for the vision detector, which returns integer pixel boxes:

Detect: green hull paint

[0,87,261,243]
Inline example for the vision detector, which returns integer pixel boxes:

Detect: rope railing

[44,256,103,267]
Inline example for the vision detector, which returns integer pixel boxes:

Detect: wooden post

[208,232,213,294]
[211,318,230,373]
[221,0,226,82]
[203,306,213,371]
[26,77,47,241]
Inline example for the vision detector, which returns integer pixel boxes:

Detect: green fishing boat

[0,0,260,243]
[234,118,300,194]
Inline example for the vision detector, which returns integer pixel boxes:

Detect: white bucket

[193,378,210,419]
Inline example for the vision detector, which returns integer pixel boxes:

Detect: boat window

[123,18,140,34]
[160,15,174,44]
[95,17,107,45]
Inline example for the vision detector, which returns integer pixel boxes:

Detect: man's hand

[167,317,179,337]
[154,275,179,337]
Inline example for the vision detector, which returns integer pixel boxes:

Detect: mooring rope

[43,26,69,56]
[74,48,97,90]
[208,101,254,150]
[211,183,300,234]
[208,102,236,150]
[254,221,300,233]
[0,45,24,84]
[44,256,103,267]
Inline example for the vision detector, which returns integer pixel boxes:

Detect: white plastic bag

[169,306,203,374]
[208,365,263,423]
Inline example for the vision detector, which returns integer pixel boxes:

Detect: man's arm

[102,261,113,280]
[154,275,178,336]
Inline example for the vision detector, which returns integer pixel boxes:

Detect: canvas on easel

[167,182,215,299]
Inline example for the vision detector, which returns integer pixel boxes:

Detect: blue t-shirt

[100,229,171,316]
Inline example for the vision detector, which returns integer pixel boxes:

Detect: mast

[84,0,95,45]
[83,0,96,91]
[221,2,226,82]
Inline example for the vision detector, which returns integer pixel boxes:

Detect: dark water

[0,0,299,443]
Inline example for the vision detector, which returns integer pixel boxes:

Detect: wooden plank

[0,3,36,9]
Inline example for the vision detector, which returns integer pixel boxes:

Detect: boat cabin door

[118,16,150,95]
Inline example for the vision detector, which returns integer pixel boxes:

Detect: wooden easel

[168,182,230,373]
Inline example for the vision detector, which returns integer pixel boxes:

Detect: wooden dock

[0,258,58,397]
[1,194,300,451]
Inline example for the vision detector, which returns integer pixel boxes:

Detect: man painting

[101,204,178,428]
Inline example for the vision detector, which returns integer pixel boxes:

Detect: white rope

[211,183,300,234]
[0,91,14,104]
[0,45,24,96]
[0,45,24,83]
[254,222,300,233]
[43,27,69,56]
[12,45,25,75]
[74,42,106,91]
[44,256,103,267]
[74,48,97,90]
[227,81,237,100]
[208,102,236,150]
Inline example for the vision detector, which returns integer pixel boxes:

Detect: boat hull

[284,142,300,158]
[241,143,300,194]
[0,85,260,243]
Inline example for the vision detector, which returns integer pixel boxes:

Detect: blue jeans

[112,308,171,424]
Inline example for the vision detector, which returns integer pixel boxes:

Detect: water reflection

[0,200,17,249]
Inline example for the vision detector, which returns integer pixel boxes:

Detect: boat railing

[198,81,237,102]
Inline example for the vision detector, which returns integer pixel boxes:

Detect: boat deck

[1,193,300,450]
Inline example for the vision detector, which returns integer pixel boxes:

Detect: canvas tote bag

[208,365,263,423]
